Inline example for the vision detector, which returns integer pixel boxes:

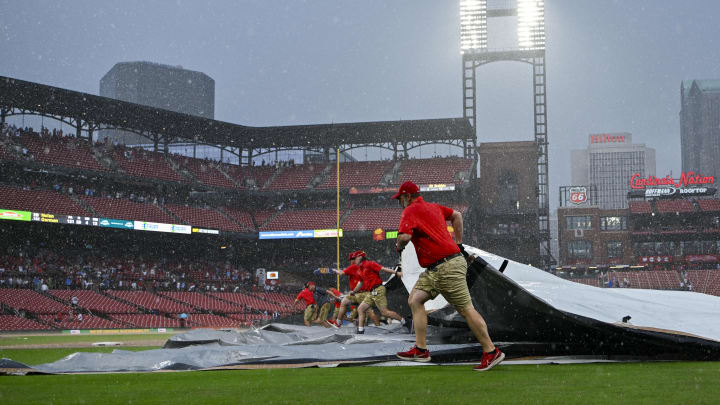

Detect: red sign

[569,187,587,204]
[630,171,715,189]
[590,134,626,144]
[639,256,673,264]
[685,254,720,263]
[372,228,385,241]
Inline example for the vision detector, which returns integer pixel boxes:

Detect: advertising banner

[192,227,220,235]
[259,230,314,239]
[373,228,385,241]
[313,229,343,238]
[349,184,455,194]
[639,256,673,264]
[685,254,720,263]
[32,213,99,226]
[266,271,279,280]
[133,221,191,234]
[99,218,134,229]
[419,184,456,192]
[0,209,31,221]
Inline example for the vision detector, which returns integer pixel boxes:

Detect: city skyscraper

[680,80,720,181]
[571,132,656,209]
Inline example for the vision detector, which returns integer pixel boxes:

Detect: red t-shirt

[398,196,461,268]
[329,287,342,308]
[360,260,383,291]
[342,265,364,291]
[296,288,316,306]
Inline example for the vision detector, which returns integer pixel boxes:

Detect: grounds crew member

[312,285,341,326]
[294,282,319,327]
[347,251,407,334]
[328,251,380,328]
[393,181,504,371]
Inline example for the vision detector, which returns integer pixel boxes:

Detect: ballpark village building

[557,173,719,270]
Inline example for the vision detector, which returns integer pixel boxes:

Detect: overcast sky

[2,0,720,208]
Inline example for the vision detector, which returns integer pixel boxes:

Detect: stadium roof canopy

[0,76,474,151]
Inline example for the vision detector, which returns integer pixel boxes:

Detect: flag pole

[336,147,341,291]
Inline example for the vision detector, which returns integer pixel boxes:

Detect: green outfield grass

[0,347,160,365]
[1,360,718,405]
[0,333,175,346]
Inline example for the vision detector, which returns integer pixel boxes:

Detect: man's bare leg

[457,304,495,352]
[377,306,403,322]
[330,298,351,325]
[367,309,380,326]
[357,302,370,328]
[407,288,431,348]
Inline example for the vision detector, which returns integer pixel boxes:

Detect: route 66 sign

[569,187,587,205]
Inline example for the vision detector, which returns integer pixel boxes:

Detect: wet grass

[0,333,175,346]
[0,347,160,365]
[1,361,719,404]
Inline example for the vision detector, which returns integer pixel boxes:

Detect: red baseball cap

[348,250,366,260]
[306,281,315,287]
[392,181,420,199]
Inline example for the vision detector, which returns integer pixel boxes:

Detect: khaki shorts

[317,303,332,320]
[303,304,317,322]
[332,306,340,319]
[361,285,388,309]
[413,255,471,310]
[345,291,367,305]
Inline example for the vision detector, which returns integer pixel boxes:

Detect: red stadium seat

[21,135,110,172]
[0,185,90,217]
[175,157,239,189]
[265,164,327,191]
[110,146,187,183]
[158,292,245,313]
[318,161,393,189]
[108,291,194,313]
[0,315,53,331]
[655,200,695,214]
[629,201,653,214]
[81,195,177,223]
[697,199,720,213]
[164,203,247,232]
[259,209,345,231]
[395,158,473,185]
[109,314,181,328]
[36,314,127,329]
[50,290,138,314]
[0,289,71,314]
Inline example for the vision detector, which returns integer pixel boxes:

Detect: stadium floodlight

[517,0,545,50]
[459,0,488,54]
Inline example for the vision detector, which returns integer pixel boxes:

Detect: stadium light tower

[460,0,553,268]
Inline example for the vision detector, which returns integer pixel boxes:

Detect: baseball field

[1,332,719,405]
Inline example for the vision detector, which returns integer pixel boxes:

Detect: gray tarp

[1,323,482,374]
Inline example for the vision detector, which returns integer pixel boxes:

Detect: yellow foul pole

[336,147,341,290]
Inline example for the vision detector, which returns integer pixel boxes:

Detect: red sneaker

[473,348,505,372]
[396,345,431,362]
[326,319,341,329]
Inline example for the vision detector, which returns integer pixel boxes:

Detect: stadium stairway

[213,164,245,188]
[309,164,332,189]
[91,144,122,172]
[68,194,99,217]
[260,166,283,189]
[385,161,402,185]
[165,155,201,184]
[215,208,252,232]
[157,203,184,224]
[0,136,27,160]
[97,290,148,314]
